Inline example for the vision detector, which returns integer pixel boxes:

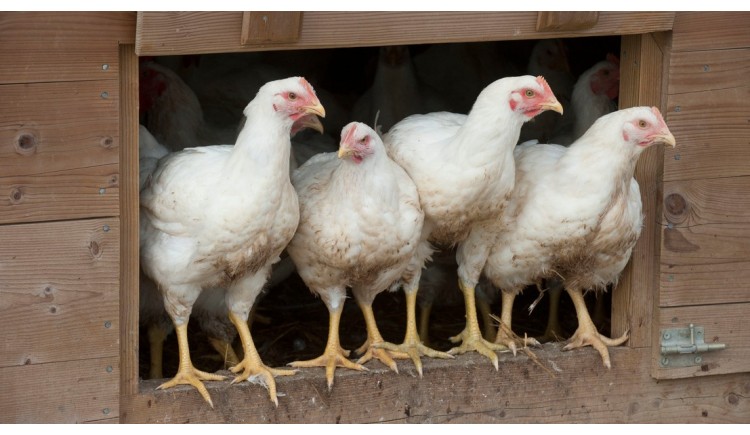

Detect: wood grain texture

[652,303,750,380]
[663,86,750,182]
[122,346,750,423]
[660,177,750,307]
[0,218,119,368]
[136,11,674,55]
[536,12,599,32]
[0,80,120,224]
[241,12,302,45]
[668,48,750,95]
[0,357,119,423]
[0,12,135,84]
[672,12,750,53]
[612,33,665,348]
[119,44,140,400]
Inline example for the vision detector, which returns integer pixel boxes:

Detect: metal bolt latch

[660,323,726,367]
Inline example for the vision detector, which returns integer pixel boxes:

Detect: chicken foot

[375,288,454,377]
[355,300,408,373]
[228,311,296,406]
[288,303,366,391]
[492,291,541,355]
[563,288,629,369]
[448,281,508,370]
[156,322,225,408]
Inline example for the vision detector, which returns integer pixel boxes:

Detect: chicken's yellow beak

[337,146,353,159]
[541,100,564,115]
[652,132,676,148]
[300,115,324,134]
[302,102,326,118]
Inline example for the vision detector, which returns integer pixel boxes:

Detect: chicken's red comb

[536,75,553,94]
[651,106,668,128]
[341,122,358,146]
[298,77,317,98]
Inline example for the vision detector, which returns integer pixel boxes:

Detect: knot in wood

[100,136,114,148]
[664,193,688,225]
[89,240,102,258]
[14,131,38,155]
[9,187,23,204]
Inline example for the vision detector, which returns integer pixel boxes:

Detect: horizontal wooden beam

[136,11,674,56]
[122,345,749,423]
[536,12,599,32]
[672,12,750,53]
[241,12,302,45]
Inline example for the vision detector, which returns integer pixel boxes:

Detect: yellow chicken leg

[376,288,453,377]
[156,322,225,408]
[208,337,241,369]
[493,291,541,355]
[448,281,507,369]
[288,303,366,390]
[563,288,629,369]
[418,299,433,346]
[355,301,408,373]
[147,322,170,380]
[228,311,296,406]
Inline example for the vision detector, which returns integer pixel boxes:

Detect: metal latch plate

[659,324,727,368]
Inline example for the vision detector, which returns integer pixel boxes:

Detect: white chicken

[459,107,676,368]
[286,122,423,389]
[381,75,563,372]
[139,77,325,407]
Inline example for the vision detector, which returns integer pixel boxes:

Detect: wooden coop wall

[0,12,136,423]
[1,11,748,424]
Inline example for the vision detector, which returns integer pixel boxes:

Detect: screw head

[694,356,703,364]
[100,91,109,99]
[703,65,710,72]
[675,106,681,112]
[674,153,681,161]
[103,408,110,415]
[103,224,110,233]
[99,188,106,195]
[663,333,671,340]
[104,320,112,329]
[661,357,669,365]
[106,366,113,373]
[102,64,110,71]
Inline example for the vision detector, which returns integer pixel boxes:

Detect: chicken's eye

[638,120,648,128]
[602,69,610,76]
[360,137,367,145]
[525,89,535,98]
[288,92,297,101]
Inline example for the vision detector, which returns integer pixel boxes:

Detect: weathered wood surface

[652,303,750,380]
[241,12,302,45]
[672,12,750,53]
[612,33,666,348]
[0,12,135,84]
[0,357,119,423]
[663,85,750,183]
[536,12,599,32]
[136,11,674,55]
[119,44,140,400]
[0,80,120,224]
[123,346,750,423]
[668,48,750,96]
[0,218,119,368]
[660,177,750,307]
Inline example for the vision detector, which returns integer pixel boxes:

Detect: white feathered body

[140,103,299,323]
[481,114,644,295]
[287,147,423,305]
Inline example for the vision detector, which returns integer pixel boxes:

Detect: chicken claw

[289,350,367,391]
[156,323,225,408]
[374,289,454,377]
[229,312,294,406]
[563,288,629,369]
[355,301,408,373]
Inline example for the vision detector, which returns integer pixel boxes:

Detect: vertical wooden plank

[241,12,302,45]
[612,33,667,349]
[119,44,139,409]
